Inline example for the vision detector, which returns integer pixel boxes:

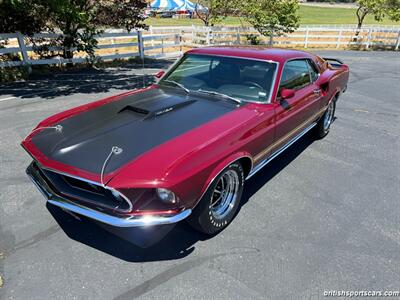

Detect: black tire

[315,99,336,139]
[187,162,245,235]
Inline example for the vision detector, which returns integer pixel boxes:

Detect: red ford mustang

[22,47,349,236]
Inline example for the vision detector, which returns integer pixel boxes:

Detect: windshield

[159,54,278,103]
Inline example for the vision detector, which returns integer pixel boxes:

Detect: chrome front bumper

[26,162,192,228]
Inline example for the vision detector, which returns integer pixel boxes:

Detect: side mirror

[317,72,330,86]
[155,70,165,79]
[280,88,295,99]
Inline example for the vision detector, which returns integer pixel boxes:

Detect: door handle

[313,89,321,96]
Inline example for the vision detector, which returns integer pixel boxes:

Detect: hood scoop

[118,97,196,119]
[119,105,150,116]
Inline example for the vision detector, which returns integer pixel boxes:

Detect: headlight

[156,188,177,204]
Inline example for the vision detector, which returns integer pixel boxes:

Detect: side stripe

[253,106,328,163]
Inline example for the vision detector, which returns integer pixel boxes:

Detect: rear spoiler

[322,57,344,67]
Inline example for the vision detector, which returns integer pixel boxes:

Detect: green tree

[242,0,300,45]
[355,0,400,36]
[43,0,100,60]
[96,0,148,32]
[383,0,400,21]
[0,0,50,66]
[0,0,147,61]
[43,0,147,60]
[0,0,49,35]
[195,0,241,26]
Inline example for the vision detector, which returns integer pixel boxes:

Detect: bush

[246,34,261,45]
[0,66,30,83]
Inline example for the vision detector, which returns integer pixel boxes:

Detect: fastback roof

[187,46,314,63]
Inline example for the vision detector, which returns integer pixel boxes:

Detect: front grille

[34,162,131,213]
[61,175,105,196]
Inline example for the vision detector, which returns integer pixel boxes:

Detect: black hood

[31,87,238,174]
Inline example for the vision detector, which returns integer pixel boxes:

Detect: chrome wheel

[209,170,240,220]
[323,101,335,131]
[188,162,244,235]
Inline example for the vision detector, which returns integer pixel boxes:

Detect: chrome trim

[266,60,279,104]
[27,163,191,227]
[323,101,334,131]
[163,53,280,104]
[155,54,182,83]
[274,56,321,103]
[40,165,133,213]
[246,122,317,179]
[253,105,327,164]
[47,199,192,227]
[210,169,240,219]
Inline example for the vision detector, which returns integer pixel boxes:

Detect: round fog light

[156,188,177,204]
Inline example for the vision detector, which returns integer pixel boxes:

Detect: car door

[307,58,324,110]
[271,59,321,155]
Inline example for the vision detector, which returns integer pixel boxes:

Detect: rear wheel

[188,162,244,235]
[315,99,336,139]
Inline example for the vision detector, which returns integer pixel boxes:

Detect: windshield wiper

[161,80,189,94]
[196,89,242,105]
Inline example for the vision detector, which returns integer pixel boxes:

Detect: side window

[307,59,319,82]
[279,59,311,93]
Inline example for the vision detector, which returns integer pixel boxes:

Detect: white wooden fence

[1,25,399,68]
[165,25,400,50]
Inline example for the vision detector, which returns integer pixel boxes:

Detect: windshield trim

[160,53,280,104]
[196,89,242,106]
[162,79,190,93]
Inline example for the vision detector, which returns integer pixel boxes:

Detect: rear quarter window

[315,56,327,71]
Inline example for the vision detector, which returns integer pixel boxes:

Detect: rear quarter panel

[320,64,349,107]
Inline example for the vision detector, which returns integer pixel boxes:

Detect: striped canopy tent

[174,0,197,11]
[150,0,205,11]
[174,1,207,12]
[150,0,184,10]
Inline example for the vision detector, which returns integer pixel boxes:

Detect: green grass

[299,6,397,25]
[145,6,399,26]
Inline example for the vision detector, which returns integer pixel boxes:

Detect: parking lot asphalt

[0,51,399,300]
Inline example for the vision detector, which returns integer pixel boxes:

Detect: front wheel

[315,100,336,139]
[187,162,244,235]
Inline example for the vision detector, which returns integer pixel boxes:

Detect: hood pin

[101,146,124,187]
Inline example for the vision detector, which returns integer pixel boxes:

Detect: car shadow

[241,131,315,206]
[47,203,206,262]
[0,59,173,100]
[48,131,315,263]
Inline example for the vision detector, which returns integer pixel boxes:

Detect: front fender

[195,152,253,207]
